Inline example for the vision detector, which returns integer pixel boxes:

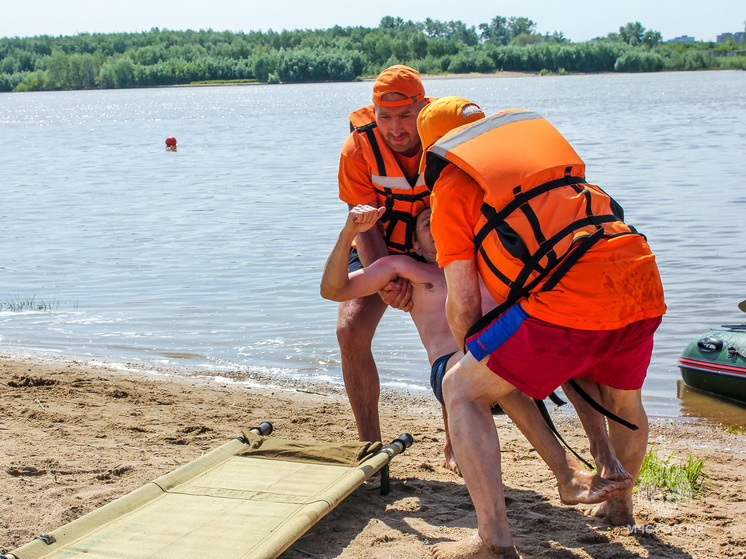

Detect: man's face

[415,208,437,263]
[374,98,425,158]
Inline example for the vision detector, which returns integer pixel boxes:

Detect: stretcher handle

[248,421,273,437]
[379,433,414,496]
[391,433,414,453]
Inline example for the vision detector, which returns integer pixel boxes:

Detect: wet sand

[1,353,745,558]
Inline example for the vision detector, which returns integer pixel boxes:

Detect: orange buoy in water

[165,136,177,147]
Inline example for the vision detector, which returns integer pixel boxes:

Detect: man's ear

[413,240,422,257]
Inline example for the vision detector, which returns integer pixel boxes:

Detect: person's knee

[442,367,473,408]
[337,298,384,348]
[336,317,375,353]
[443,357,515,411]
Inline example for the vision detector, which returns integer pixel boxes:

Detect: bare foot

[596,454,633,483]
[443,439,462,477]
[557,468,632,505]
[586,495,635,525]
[431,533,521,559]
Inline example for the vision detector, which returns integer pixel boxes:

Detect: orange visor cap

[417,96,485,171]
[372,65,425,107]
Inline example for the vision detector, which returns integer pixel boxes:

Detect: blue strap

[466,304,529,362]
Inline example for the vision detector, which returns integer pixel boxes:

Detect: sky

[1,0,743,43]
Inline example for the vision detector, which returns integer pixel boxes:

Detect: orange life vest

[424,110,641,329]
[349,105,430,254]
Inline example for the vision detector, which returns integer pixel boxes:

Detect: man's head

[417,95,485,154]
[414,207,437,263]
[373,65,427,158]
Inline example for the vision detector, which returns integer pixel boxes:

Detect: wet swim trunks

[466,305,662,400]
[430,352,457,406]
[348,247,363,272]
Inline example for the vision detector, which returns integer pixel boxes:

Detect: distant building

[717,32,744,45]
[667,35,696,44]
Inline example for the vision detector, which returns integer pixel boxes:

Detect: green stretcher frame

[3,422,413,559]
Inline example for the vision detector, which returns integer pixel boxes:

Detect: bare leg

[337,294,386,442]
[431,353,520,559]
[562,379,631,482]
[496,390,630,505]
[441,405,461,476]
[441,352,466,475]
[587,387,648,526]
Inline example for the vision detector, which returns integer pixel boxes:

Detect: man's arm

[346,202,414,312]
[443,258,483,352]
[338,146,388,267]
[348,203,389,267]
[321,206,401,302]
[338,141,412,310]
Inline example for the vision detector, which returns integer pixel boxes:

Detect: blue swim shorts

[348,247,363,272]
[430,352,457,406]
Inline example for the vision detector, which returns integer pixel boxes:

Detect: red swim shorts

[466,306,662,400]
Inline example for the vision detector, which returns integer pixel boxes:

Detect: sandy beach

[1,353,745,558]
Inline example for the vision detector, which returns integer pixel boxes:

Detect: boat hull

[678,326,746,405]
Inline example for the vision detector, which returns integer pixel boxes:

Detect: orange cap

[372,65,425,107]
[417,96,485,153]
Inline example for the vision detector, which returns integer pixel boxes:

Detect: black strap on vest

[372,186,429,253]
[355,121,425,253]
[534,398,594,469]
[473,175,589,248]
[360,124,386,177]
[566,378,639,431]
[465,226,605,341]
[495,390,593,469]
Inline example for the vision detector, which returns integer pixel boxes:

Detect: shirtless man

[321,204,632,505]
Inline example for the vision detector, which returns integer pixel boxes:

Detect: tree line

[0,17,743,92]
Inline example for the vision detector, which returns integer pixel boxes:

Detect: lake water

[1,70,745,425]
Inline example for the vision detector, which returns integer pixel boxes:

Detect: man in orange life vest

[336,65,430,443]
[418,97,667,559]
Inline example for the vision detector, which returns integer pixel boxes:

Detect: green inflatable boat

[678,315,746,405]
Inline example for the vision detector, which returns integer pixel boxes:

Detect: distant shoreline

[4,69,739,94]
[177,70,541,88]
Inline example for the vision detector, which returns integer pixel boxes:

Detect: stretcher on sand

[2,422,413,559]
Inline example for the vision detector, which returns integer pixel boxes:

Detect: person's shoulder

[439,163,477,186]
[349,104,376,129]
[433,164,481,202]
[340,131,361,158]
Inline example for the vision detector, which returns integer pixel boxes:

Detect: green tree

[424,18,447,39]
[642,30,662,48]
[619,22,645,46]
[479,16,511,45]
[511,33,542,47]
[508,17,537,38]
